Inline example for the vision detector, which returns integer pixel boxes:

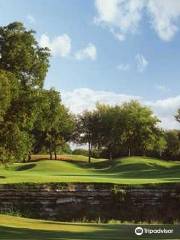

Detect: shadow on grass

[16,164,36,171]
[66,157,180,180]
[1,224,178,240]
[0,225,130,240]
[68,160,112,172]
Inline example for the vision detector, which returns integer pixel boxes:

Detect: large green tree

[120,101,160,156]
[0,22,49,88]
[0,22,50,163]
[75,110,100,163]
[32,89,75,160]
[94,104,124,160]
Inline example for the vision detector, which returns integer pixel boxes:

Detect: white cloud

[117,64,130,71]
[39,34,71,57]
[94,0,180,42]
[27,14,36,24]
[61,88,180,130]
[95,0,144,41]
[147,0,180,41]
[39,35,96,61]
[146,95,180,129]
[135,54,148,72]
[61,88,140,113]
[75,43,97,61]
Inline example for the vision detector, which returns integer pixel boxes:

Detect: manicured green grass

[0,214,124,240]
[1,214,179,240]
[0,155,180,184]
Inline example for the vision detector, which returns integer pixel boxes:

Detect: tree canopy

[76,101,162,161]
[0,22,50,88]
[32,89,75,160]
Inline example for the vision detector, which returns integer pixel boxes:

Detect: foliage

[32,89,75,159]
[0,70,19,120]
[0,22,50,163]
[75,110,100,163]
[76,101,162,161]
[120,101,160,156]
[163,130,180,160]
[0,22,50,88]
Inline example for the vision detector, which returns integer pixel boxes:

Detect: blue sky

[0,0,180,129]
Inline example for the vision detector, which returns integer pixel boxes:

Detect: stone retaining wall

[0,183,180,223]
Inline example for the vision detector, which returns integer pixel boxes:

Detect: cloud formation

[135,54,148,72]
[117,64,130,71]
[61,88,180,130]
[75,43,97,61]
[39,34,71,57]
[95,0,180,41]
[147,95,180,129]
[39,35,97,61]
[95,0,144,40]
[147,0,180,41]
[62,88,141,113]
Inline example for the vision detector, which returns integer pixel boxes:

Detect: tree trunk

[128,148,131,157]
[28,152,31,162]
[54,149,57,160]
[143,145,146,157]
[50,151,52,160]
[109,152,112,161]
[88,141,91,164]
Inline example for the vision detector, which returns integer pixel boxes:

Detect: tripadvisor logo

[134,226,174,236]
[135,227,143,236]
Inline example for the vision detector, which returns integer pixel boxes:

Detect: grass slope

[1,214,180,240]
[0,155,180,184]
[0,214,125,240]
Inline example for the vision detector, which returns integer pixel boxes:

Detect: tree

[75,110,100,163]
[121,101,160,156]
[0,22,49,88]
[0,22,50,163]
[0,70,21,163]
[32,89,75,160]
[0,122,32,164]
[0,70,19,120]
[164,130,180,160]
[146,129,167,158]
[3,88,43,162]
[75,101,161,161]
[94,104,123,160]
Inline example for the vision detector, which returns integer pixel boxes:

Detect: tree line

[0,22,179,164]
[75,103,180,162]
